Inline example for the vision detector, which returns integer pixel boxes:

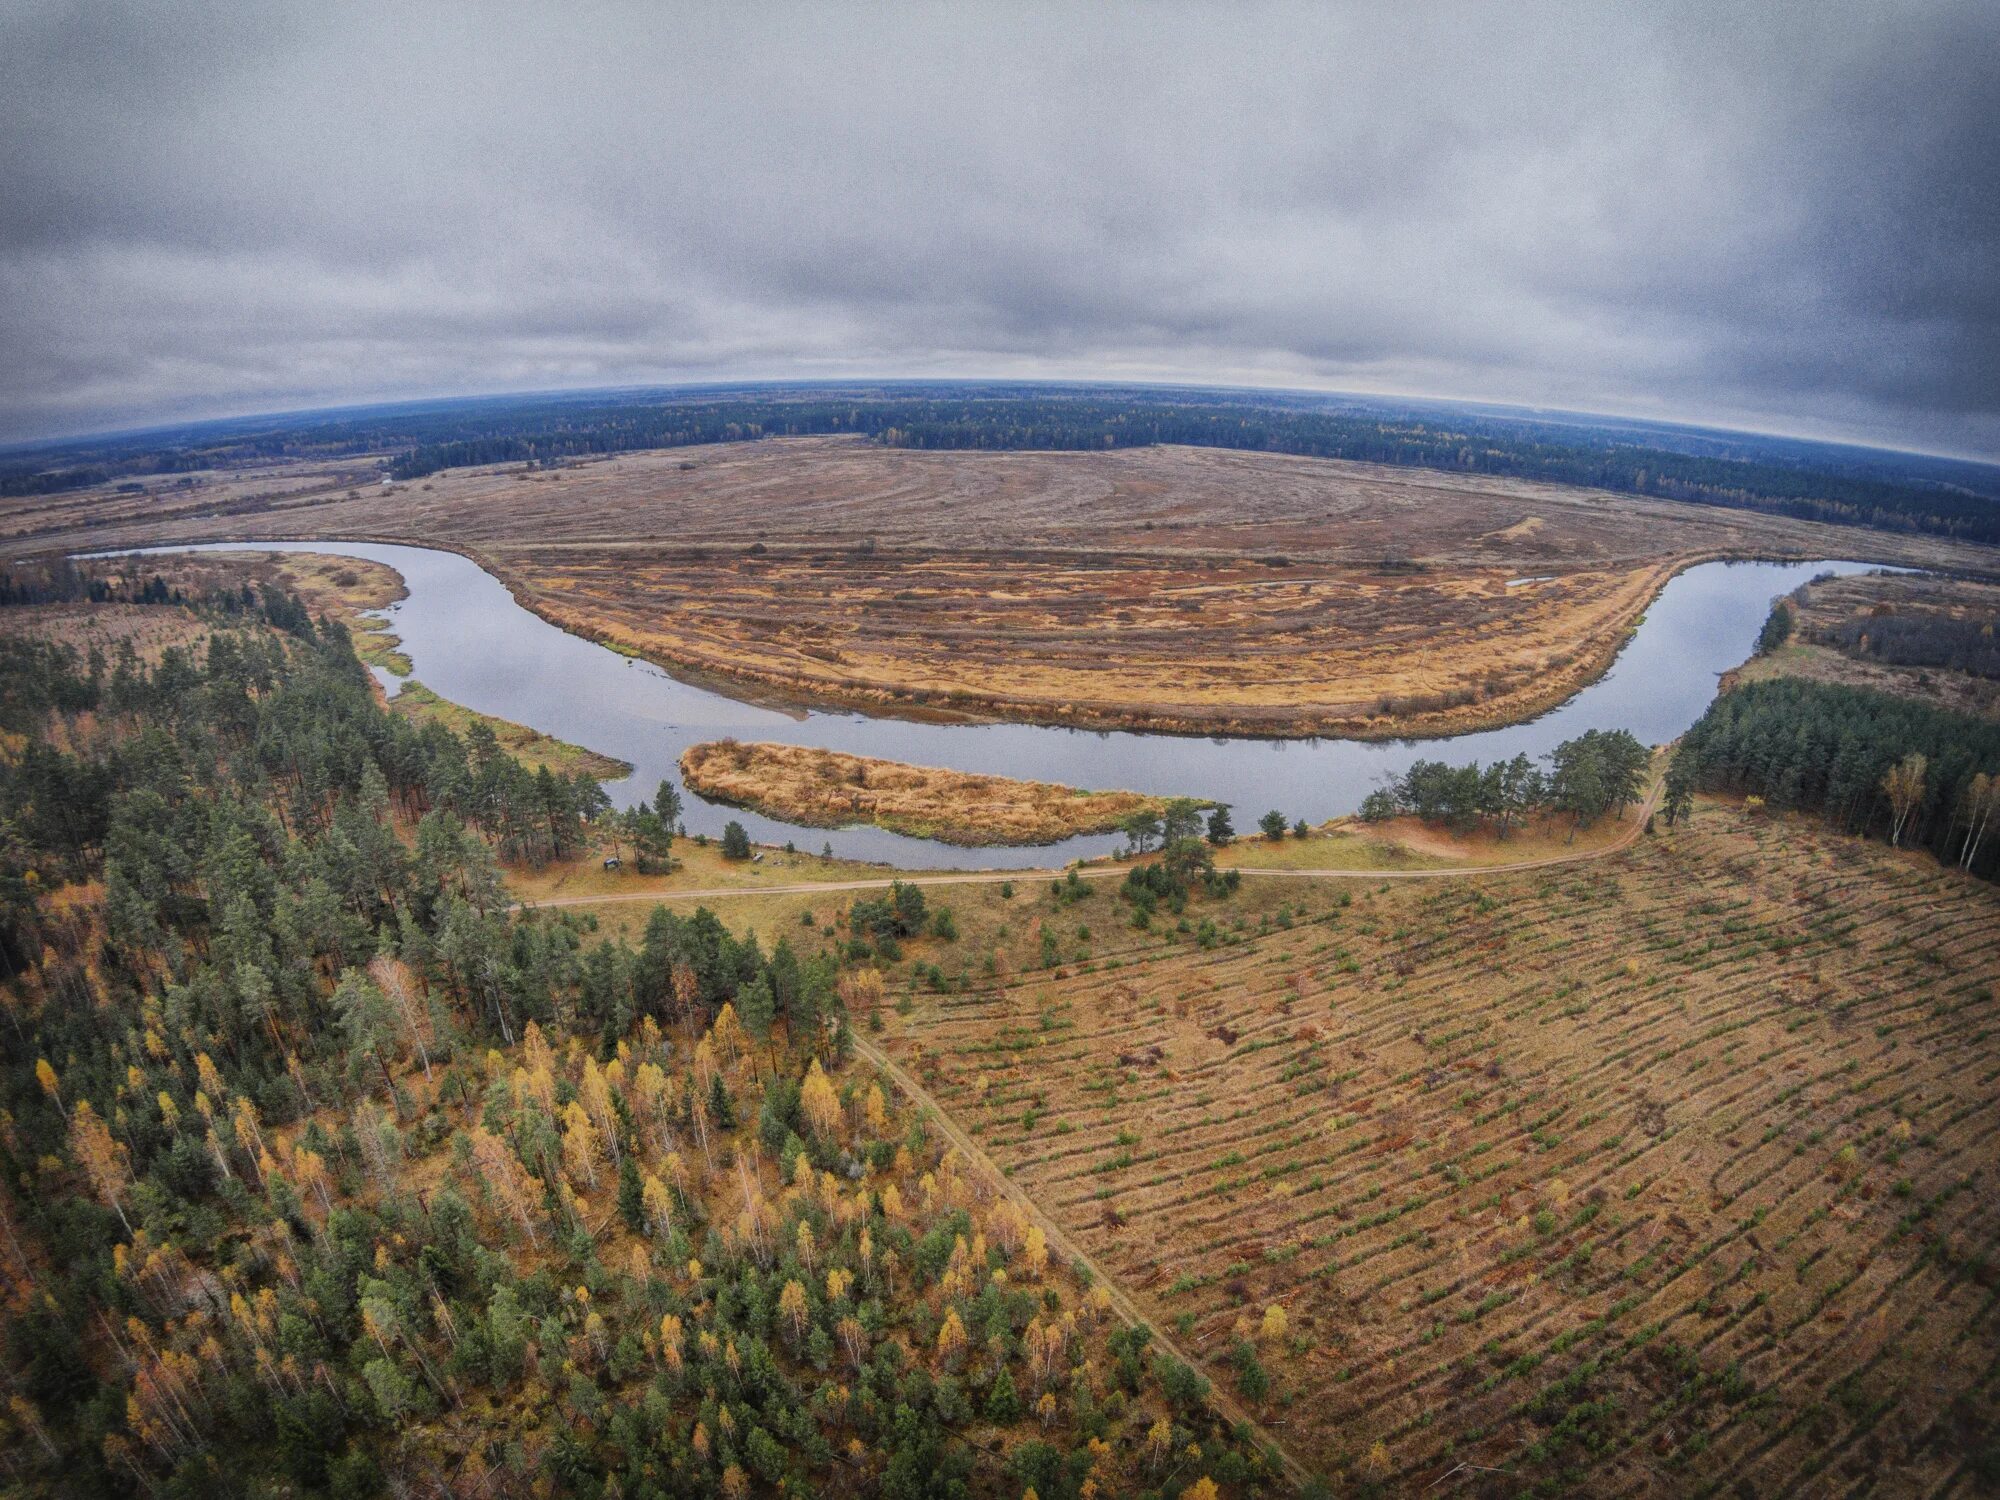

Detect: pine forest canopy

[1358,728,1652,840]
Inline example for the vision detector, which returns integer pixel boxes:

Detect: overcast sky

[2,1,1996,457]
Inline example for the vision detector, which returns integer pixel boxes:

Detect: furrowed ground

[0,600,221,666]
[8,439,1993,737]
[876,809,2000,1494]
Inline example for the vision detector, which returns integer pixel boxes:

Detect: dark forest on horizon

[7,384,2000,546]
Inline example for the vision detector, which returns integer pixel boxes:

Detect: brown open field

[521,541,1689,736]
[1729,570,2000,721]
[1221,795,1658,875]
[680,738,1185,845]
[873,806,2000,1493]
[8,438,1996,737]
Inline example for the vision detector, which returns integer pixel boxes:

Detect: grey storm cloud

[1,0,1996,454]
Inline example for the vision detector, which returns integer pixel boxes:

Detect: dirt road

[523,783,1661,912]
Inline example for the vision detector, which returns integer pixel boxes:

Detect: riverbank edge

[78,532,1955,742]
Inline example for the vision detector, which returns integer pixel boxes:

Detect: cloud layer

[2,0,1996,454]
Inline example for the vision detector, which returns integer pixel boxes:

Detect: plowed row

[884,812,2000,1495]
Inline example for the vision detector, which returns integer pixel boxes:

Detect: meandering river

[109,542,1889,867]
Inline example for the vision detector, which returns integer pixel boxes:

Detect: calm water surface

[110,542,1889,868]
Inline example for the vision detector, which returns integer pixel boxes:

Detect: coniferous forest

[0,594,1277,1498]
[1664,678,2000,878]
[1356,729,1652,839]
[2,555,1996,1498]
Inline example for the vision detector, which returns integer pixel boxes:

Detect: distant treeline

[867,399,2000,544]
[385,393,2000,543]
[7,383,1998,544]
[1665,678,2000,879]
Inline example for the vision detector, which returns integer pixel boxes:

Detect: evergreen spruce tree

[985,1366,1021,1423]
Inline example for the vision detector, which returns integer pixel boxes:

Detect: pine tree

[617,1154,645,1233]
[653,779,683,828]
[738,973,776,1044]
[1757,599,1794,654]
[985,1365,1020,1423]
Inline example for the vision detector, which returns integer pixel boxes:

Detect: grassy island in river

[680,738,1188,845]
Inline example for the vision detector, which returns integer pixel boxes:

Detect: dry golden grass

[877,806,2000,1492]
[266,548,405,611]
[680,739,1177,845]
[525,546,1689,737]
[506,832,912,904]
[265,550,412,673]
[1211,803,1649,874]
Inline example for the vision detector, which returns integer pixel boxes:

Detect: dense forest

[1665,679,2000,879]
[7,383,1997,544]
[0,599,1277,1497]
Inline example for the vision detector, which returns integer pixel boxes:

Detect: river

[107,542,1888,867]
